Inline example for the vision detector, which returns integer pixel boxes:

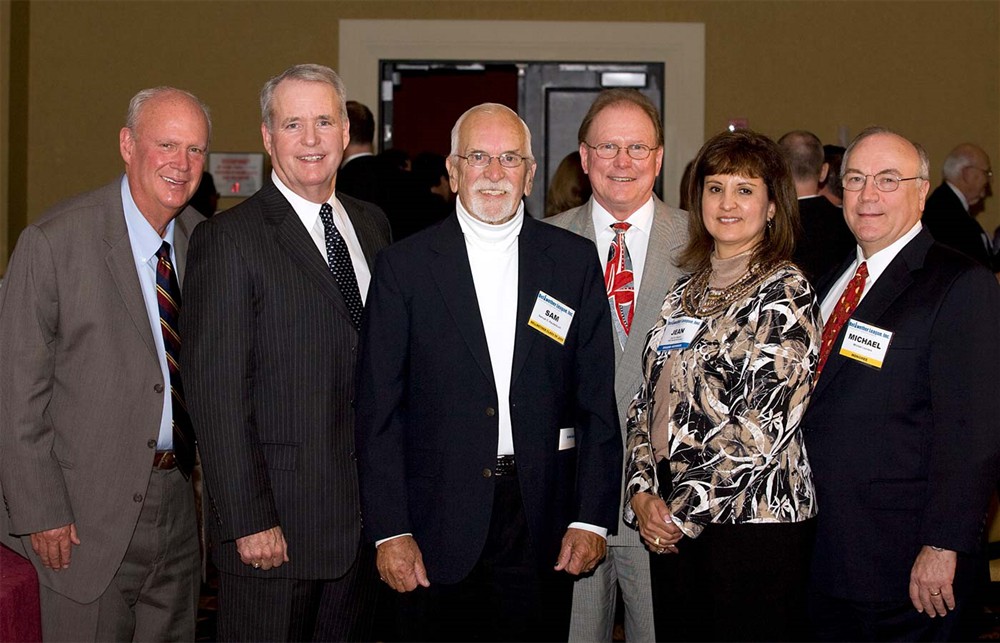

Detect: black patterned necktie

[319,203,364,330]
[155,241,196,478]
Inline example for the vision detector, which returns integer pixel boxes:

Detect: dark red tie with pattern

[155,241,196,477]
[816,261,868,379]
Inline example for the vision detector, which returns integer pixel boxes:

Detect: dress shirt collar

[945,181,969,212]
[271,169,340,231]
[120,175,176,263]
[591,196,655,234]
[854,220,923,284]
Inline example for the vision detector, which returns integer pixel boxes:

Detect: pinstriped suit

[181,180,391,636]
[548,196,688,641]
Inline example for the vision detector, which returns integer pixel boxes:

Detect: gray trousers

[39,467,200,642]
[568,544,655,642]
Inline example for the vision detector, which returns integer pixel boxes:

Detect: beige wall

[5,0,998,272]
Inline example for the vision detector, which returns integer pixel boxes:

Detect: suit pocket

[867,478,927,511]
[261,442,300,471]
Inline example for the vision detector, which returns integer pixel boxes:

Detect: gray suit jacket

[547,196,689,546]
[0,179,203,603]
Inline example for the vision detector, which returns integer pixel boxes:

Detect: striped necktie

[155,241,196,477]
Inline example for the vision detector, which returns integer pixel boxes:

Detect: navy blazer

[804,229,1000,602]
[355,212,622,584]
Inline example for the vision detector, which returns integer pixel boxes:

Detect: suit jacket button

[482,468,492,478]
[153,383,164,394]
[485,407,496,417]
[133,493,143,503]
[147,439,156,448]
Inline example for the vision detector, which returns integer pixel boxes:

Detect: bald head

[942,143,992,206]
[778,130,826,196]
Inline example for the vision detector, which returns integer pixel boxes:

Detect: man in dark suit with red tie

[355,103,621,641]
[181,64,391,641]
[804,127,1000,641]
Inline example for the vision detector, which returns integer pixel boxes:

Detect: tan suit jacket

[0,179,202,603]
[547,196,688,547]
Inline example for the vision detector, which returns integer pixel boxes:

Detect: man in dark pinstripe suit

[182,64,391,641]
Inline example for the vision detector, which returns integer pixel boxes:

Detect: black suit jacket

[792,195,855,282]
[355,213,622,584]
[804,229,1000,602]
[922,182,994,270]
[181,181,391,579]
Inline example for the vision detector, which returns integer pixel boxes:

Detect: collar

[271,169,336,225]
[342,151,375,166]
[855,220,923,282]
[455,195,524,249]
[591,196,655,233]
[120,175,176,261]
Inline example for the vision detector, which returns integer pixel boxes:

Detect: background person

[624,130,821,642]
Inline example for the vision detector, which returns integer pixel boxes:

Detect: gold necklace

[680,259,787,317]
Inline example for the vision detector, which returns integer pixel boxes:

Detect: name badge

[657,317,702,352]
[528,291,575,345]
[558,427,576,451]
[839,319,893,368]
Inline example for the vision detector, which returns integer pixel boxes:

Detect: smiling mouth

[717,217,741,223]
[161,176,186,186]
[609,177,635,183]
[298,154,325,162]
[479,189,507,196]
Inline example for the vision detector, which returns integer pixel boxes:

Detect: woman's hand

[632,491,683,554]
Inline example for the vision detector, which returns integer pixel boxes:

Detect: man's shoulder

[31,180,121,231]
[546,204,588,231]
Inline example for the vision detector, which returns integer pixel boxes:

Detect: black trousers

[808,591,961,642]
[650,518,815,642]
[217,542,377,642]
[388,473,573,642]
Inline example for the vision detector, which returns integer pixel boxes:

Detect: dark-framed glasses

[841,172,925,193]
[583,142,658,160]
[455,151,531,168]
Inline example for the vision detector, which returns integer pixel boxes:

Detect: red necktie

[605,222,635,347]
[816,261,868,379]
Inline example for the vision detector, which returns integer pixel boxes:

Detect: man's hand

[554,528,606,575]
[909,546,957,617]
[30,524,80,570]
[236,526,289,571]
[377,536,430,593]
[631,492,682,553]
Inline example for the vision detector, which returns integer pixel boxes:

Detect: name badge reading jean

[658,317,702,352]
[839,319,893,368]
[528,291,575,345]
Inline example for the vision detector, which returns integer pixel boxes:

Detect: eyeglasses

[455,152,531,168]
[841,172,925,193]
[969,166,994,180]
[583,142,658,160]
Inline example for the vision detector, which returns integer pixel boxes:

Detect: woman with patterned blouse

[623,130,821,641]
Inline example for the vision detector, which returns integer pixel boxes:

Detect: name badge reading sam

[839,319,893,368]
[657,317,702,352]
[528,291,575,345]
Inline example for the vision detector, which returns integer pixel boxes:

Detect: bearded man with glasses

[802,127,1000,641]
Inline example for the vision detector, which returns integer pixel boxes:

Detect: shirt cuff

[568,522,608,539]
[375,533,413,547]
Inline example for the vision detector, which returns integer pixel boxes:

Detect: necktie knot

[611,222,631,233]
[156,240,172,264]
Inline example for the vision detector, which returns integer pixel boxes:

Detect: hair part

[260,63,348,131]
[777,130,825,181]
[449,103,533,159]
[126,86,212,144]
[679,129,799,272]
[577,89,663,148]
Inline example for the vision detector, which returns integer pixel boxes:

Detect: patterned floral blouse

[623,259,821,538]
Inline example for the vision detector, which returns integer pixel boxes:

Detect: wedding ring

[930,590,941,596]
[253,562,261,569]
[657,547,666,554]
[654,536,661,546]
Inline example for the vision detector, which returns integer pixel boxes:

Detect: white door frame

[339,19,705,207]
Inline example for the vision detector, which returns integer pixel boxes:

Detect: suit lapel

[172,207,201,287]
[341,196,382,269]
[102,182,158,362]
[813,231,930,400]
[430,214,495,386]
[260,182,352,323]
[511,217,554,386]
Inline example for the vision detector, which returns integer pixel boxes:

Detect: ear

[579,142,591,175]
[523,160,537,197]
[261,122,273,156]
[119,127,134,165]
[917,177,931,211]
[446,156,460,193]
[768,201,776,219]
[819,162,830,184]
[342,118,351,151]
[653,145,664,177]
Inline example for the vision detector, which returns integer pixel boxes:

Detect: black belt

[152,450,177,470]
[495,454,516,477]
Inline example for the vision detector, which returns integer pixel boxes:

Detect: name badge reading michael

[528,291,575,345]
[839,319,893,368]
[658,317,702,352]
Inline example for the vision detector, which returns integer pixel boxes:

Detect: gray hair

[941,143,987,181]
[842,126,929,180]
[449,103,533,159]
[125,87,212,143]
[260,63,348,131]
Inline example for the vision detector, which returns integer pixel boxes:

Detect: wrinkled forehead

[458,111,527,153]
[846,133,920,174]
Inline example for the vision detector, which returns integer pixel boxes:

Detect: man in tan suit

[548,88,688,642]
[0,87,209,641]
